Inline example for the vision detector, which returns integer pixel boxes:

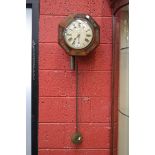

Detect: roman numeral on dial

[85,38,89,42]
[86,34,91,37]
[86,29,90,32]
[67,33,72,36]
[72,40,76,45]
[68,38,73,42]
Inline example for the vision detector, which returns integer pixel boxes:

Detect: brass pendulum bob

[71,132,83,144]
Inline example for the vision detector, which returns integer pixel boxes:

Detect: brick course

[39,123,111,149]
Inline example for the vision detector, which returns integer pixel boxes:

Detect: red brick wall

[38,0,114,155]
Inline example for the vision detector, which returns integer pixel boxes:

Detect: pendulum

[71,57,83,144]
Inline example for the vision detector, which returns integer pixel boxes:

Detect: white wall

[26,8,32,155]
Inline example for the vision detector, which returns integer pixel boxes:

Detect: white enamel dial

[64,19,93,49]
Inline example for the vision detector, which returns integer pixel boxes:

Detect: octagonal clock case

[58,14,100,56]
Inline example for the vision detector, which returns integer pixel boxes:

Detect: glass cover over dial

[64,19,93,49]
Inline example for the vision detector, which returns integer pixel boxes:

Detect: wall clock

[58,14,100,56]
[58,14,100,144]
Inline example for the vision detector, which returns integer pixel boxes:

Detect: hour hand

[72,34,80,45]
[72,37,76,45]
[72,39,76,45]
[77,34,80,44]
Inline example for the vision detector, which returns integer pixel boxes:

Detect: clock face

[64,19,93,49]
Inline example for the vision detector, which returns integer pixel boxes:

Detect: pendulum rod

[75,57,79,132]
[71,57,83,145]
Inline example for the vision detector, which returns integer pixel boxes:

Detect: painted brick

[39,70,76,97]
[94,17,112,44]
[78,97,111,123]
[39,16,112,44]
[38,123,111,149]
[40,0,112,17]
[39,16,63,43]
[39,97,75,123]
[78,44,112,71]
[78,71,111,97]
[89,97,111,122]
[39,97,111,123]
[39,149,110,155]
[39,43,70,70]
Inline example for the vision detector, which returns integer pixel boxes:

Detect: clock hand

[77,34,80,44]
[72,34,80,45]
[72,39,76,45]
[76,34,80,39]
